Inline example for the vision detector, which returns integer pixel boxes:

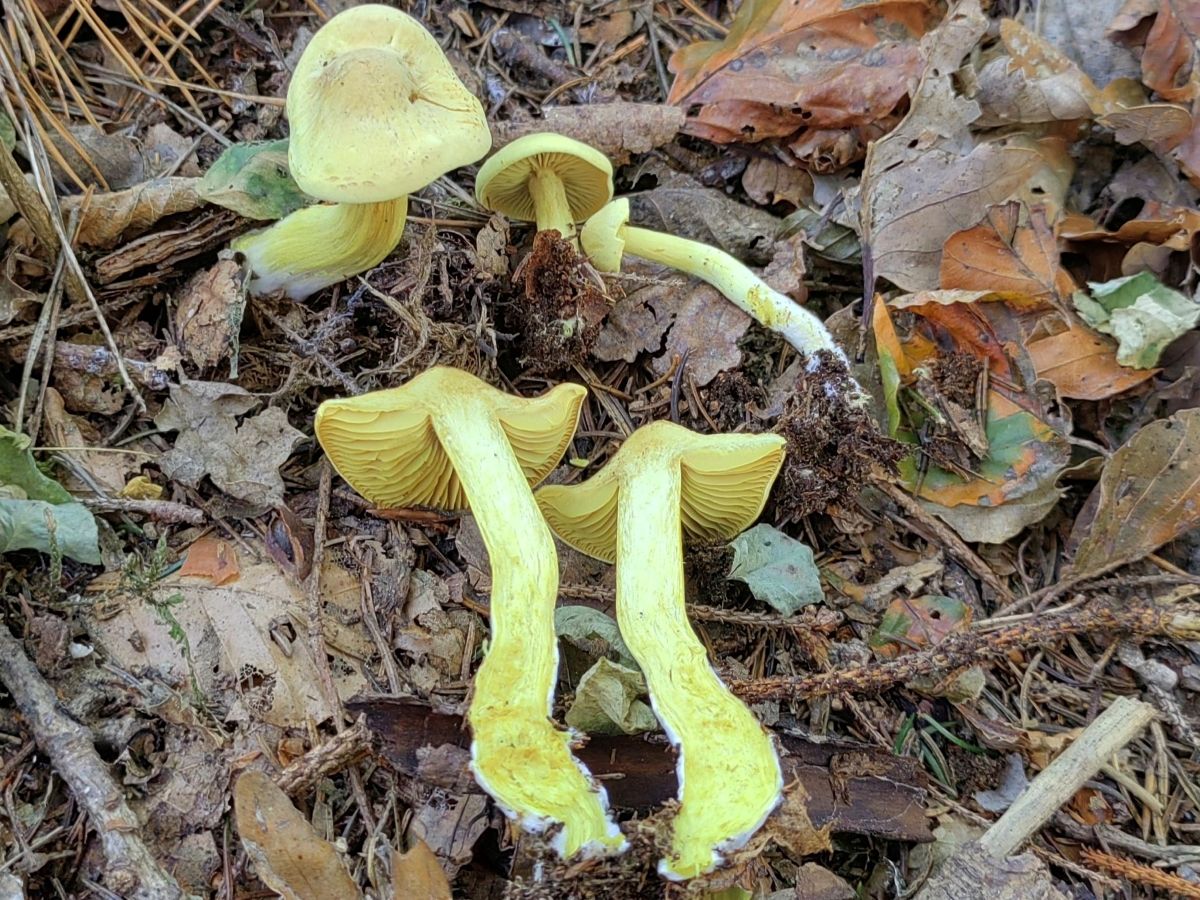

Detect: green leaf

[878,348,902,437]
[727,523,823,615]
[0,427,99,564]
[197,140,311,221]
[0,113,14,151]
[1072,272,1200,368]
[554,606,637,680]
[564,657,658,736]
[869,594,970,657]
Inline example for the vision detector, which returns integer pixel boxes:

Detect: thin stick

[979,696,1156,858]
[305,458,342,724]
[0,623,185,899]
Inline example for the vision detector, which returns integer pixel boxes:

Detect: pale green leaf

[1072,272,1200,368]
[564,657,658,736]
[728,523,823,615]
[197,140,311,221]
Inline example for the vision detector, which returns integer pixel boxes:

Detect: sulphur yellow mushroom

[475,133,613,246]
[536,421,786,879]
[582,198,856,376]
[235,5,490,299]
[314,367,624,859]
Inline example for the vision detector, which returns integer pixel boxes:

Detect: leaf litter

[2,1,1200,898]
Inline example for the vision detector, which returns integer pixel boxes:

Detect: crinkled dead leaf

[197,140,311,221]
[667,0,934,153]
[87,555,365,726]
[565,656,658,736]
[594,278,750,386]
[1037,0,1140,87]
[0,426,99,564]
[48,124,145,191]
[1109,0,1200,104]
[234,771,362,900]
[939,202,1074,305]
[741,158,813,209]
[393,838,451,900]
[860,1,1074,292]
[155,380,305,510]
[869,594,971,658]
[1068,408,1200,579]
[1026,322,1156,399]
[42,388,137,494]
[1072,271,1200,368]
[728,523,824,615]
[627,185,782,265]
[175,259,248,373]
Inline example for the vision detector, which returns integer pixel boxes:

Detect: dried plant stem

[0,622,185,900]
[1078,847,1200,898]
[732,600,1200,703]
[980,696,1156,857]
[275,715,372,797]
[305,458,342,724]
[80,496,205,525]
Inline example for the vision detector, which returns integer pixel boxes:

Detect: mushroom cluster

[315,368,789,880]
[234,5,490,299]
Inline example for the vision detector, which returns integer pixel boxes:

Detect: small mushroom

[582,198,854,376]
[314,367,625,859]
[235,5,490,299]
[475,133,613,246]
[536,420,787,880]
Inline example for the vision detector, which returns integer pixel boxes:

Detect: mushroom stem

[616,463,782,880]
[435,406,624,859]
[616,223,845,365]
[528,167,577,242]
[234,196,407,300]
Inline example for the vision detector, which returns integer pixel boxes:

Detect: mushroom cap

[314,367,585,510]
[537,420,785,563]
[287,4,491,204]
[476,133,614,225]
[579,198,630,272]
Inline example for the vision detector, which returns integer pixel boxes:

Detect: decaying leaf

[565,657,658,736]
[860,1,1074,292]
[1068,408,1200,579]
[87,555,365,727]
[0,426,99,564]
[1026,322,1156,399]
[48,124,145,191]
[869,594,971,658]
[155,380,305,511]
[627,184,783,265]
[728,523,824,615]
[196,140,311,221]
[234,771,362,900]
[555,605,636,679]
[668,0,934,158]
[393,838,451,900]
[489,102,684,165]
[175,259,248,372]
[1072,271,1200,368]
[178,535,241,585]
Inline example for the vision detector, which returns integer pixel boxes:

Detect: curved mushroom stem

[528,167,577,243]
[616,224,851,371]
[233,196,407,300]
[616,464,782,880]
[435,407,624,859]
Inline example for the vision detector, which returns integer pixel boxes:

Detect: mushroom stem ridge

[528,166,576,240]
[434,402,624,859]
[616,461,783,880]
[619,223,846,362]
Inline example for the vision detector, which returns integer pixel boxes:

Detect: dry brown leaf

[860,1,1074,291]
[1037,0,1142,87]
[392,838,451,900]
[1068,407,1200,578]
[175,259,247,372]
[48,125,145,191]
[1109,0,1200,103]
[234,771,363,900]
[1027,323,1157,400]
[489,103,683,165]
[627,184,782,265]
[178,535,241,585]
[8,177,204,251]
[976,19,1099,126]
[667,0,935,152]
[741,157,814,208]
[939,202,1075,304]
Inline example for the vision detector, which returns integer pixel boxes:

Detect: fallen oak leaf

[1026,322,1156,400]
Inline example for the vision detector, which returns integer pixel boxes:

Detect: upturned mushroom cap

[476,133,614,225]
[579,198,630,272]
[288,5,491,203]
[536,420,785,563]
[315,367,585,510]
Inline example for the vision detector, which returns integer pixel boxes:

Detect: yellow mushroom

[582,198,854,375]
[475,133,613,246]
[536,421,786,879]
[235,5,490,299]
[314,367,624,859]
